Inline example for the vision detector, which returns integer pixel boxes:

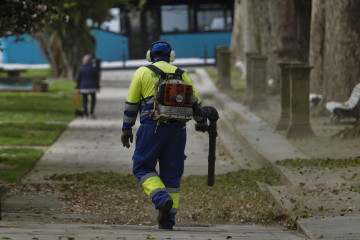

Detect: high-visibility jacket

[122,60,205,132]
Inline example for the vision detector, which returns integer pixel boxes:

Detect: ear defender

[146,41,176,63]
[146,50,152,62]
[169,50,175,62]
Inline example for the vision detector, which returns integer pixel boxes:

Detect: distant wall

[2,34,48,64]
[2,30,129,64]
[160,32,232,58]
[2,30,231,64]
[91,29,129,61]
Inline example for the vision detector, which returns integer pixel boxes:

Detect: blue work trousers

[132,122,186,226]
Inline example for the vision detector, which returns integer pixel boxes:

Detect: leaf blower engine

[147,65,196,121]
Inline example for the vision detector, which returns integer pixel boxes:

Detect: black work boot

[158,198,173,227]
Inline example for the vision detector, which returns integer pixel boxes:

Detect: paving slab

[0,221,307,240]
[297,215,360,240]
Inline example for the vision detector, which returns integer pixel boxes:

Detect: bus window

[161,5,189,33]
[197,4,231,32]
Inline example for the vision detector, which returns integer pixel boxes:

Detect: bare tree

[323,0,360,102]
[230,0,245,64]
[309,0,326,94]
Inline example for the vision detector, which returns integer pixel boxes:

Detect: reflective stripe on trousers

[140,172,180,213]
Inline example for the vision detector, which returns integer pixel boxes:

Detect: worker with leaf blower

[121,41,208,229]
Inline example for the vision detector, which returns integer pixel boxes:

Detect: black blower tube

[194,105,219,186]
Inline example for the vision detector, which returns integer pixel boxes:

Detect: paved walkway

[2,68,359,239]
[0,69,309,239]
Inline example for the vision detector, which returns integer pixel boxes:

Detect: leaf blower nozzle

[194,104,219,186]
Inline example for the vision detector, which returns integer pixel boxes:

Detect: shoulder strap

[145,64,165,78]
[146,64,184,78]
[175,68,185,75]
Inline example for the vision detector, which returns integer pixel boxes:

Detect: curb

[194,68,314,239]
[194,68,310,185]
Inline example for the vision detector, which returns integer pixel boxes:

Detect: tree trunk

[268,0,297,85]
[243,0,261,53]
[309,0,326,94]
[36,32,67,78]
[259,0,274,84]
[294,0,312,63]
[230,0,245,64]
[35,32,56,76]
[323,0,360,102]
[50,19,96,80]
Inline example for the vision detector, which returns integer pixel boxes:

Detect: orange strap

[74,90,81,107]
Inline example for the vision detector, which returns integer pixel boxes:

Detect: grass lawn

[0,80,77,123]
[0,122,67,146]
[0,148,43,183]
[0,77,76,184]
[205,66,246,101]
[0,68,52,78]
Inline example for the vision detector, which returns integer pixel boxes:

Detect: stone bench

[0,77,48,92]
[326,83,360,124]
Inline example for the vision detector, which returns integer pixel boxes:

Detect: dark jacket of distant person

[76,55,100,90]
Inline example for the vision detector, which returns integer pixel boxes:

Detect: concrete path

[1,69,308,239]
[0,221,306,240]
[9,67,360,239]
[23,69,244,184]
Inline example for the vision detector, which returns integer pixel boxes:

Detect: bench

[0,77,48,92]
[0,68,27,77]
[326,83,360,124]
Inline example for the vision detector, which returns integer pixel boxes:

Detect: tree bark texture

[230,0,245,63]
[35,32,67,78]
[268,0,297,83]
[323,0,360,101]
[243,0,261,53]
[269,0,297,59]
[258,0,275,83]
[294,0,312,63]
[309,0,326,94]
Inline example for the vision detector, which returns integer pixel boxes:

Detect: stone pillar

[242,52,260,105]
[217,50,232,89]
[215,46,228,84]
[286,63,314,138]
[249,54,269,110]
[276,60,301,130]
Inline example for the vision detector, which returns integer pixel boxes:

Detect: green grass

[0,122,67,145]
[276,157,360,169]
[0,147,43,183]
[20,68,52,77]
[0,68,52,78]
[48,79,78,93]
[45,168,285,226]
[0,79,77,123]
[0,78,76,184]
[205,67,246,101]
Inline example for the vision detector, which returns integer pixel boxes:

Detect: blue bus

[1,0,233,64]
